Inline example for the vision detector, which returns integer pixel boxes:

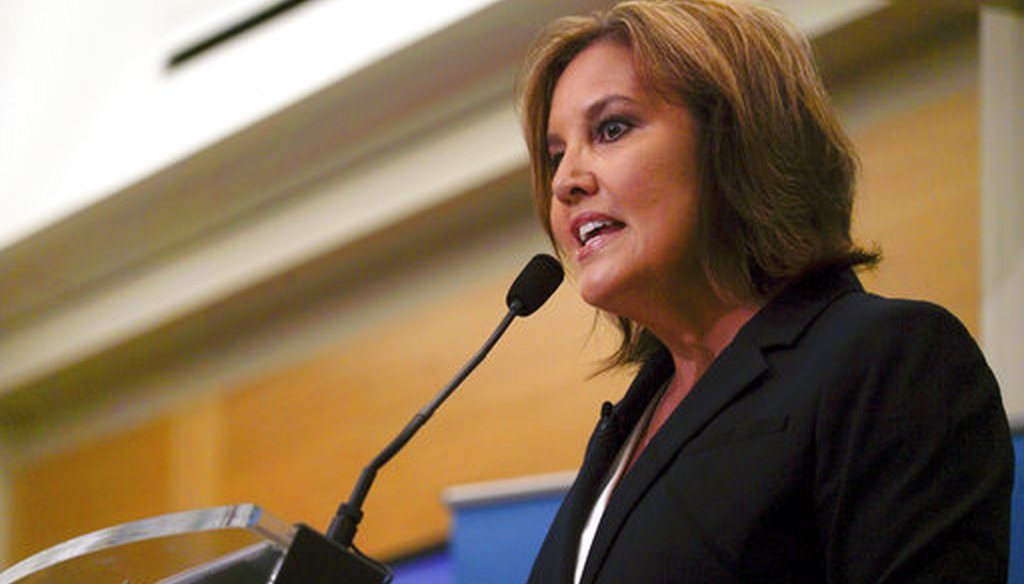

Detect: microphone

[507,253,564,316]
[304,254,563,578]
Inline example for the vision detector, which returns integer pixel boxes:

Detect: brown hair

[516,0,879,368]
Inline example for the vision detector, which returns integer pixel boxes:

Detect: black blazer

[528,269,1013,583]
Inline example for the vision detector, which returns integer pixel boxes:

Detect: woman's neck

[642,280,761,389]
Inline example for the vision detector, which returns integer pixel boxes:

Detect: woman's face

[546,39,703,320]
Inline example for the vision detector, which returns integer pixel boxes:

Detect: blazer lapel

[543,353,673,582]
[579,332,769,583]
[578,268,862,583]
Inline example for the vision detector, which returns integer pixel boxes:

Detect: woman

[516,1,1013,582]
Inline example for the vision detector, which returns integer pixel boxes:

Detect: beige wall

[855,90,981,332]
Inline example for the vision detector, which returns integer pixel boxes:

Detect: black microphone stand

[326,300,524,549]
[273,304,524,584]
[275,254,560,583]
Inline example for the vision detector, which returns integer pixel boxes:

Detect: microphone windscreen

[506,254,564,316]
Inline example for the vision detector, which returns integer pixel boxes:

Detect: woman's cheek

[550,207,572,254]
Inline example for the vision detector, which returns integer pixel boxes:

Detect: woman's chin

[577,275,621,312]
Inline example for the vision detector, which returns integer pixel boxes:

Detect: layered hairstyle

[516,0,879,368]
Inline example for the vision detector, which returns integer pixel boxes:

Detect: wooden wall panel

[8,419,177,560]
[4,88,981,566]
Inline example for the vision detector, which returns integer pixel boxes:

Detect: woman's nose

[551,151,598,205]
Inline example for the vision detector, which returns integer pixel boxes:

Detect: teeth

[578,220,613,244]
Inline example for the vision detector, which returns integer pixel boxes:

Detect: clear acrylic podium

[0,504,387,583]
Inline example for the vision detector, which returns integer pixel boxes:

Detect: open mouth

[577,218,625,246]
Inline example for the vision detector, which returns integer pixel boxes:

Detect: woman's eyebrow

[547,94,638,147]
[583,94,636,123]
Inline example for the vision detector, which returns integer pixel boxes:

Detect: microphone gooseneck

[326,254,564,549]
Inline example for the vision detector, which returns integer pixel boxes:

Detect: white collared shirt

[574,392,662,584]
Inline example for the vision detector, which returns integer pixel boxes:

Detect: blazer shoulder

[819,289,978,348]
[807,289,1002,426]
[779,288,998,415]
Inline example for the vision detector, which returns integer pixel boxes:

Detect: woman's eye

[549,151,564,172]
[597,118,630,142]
